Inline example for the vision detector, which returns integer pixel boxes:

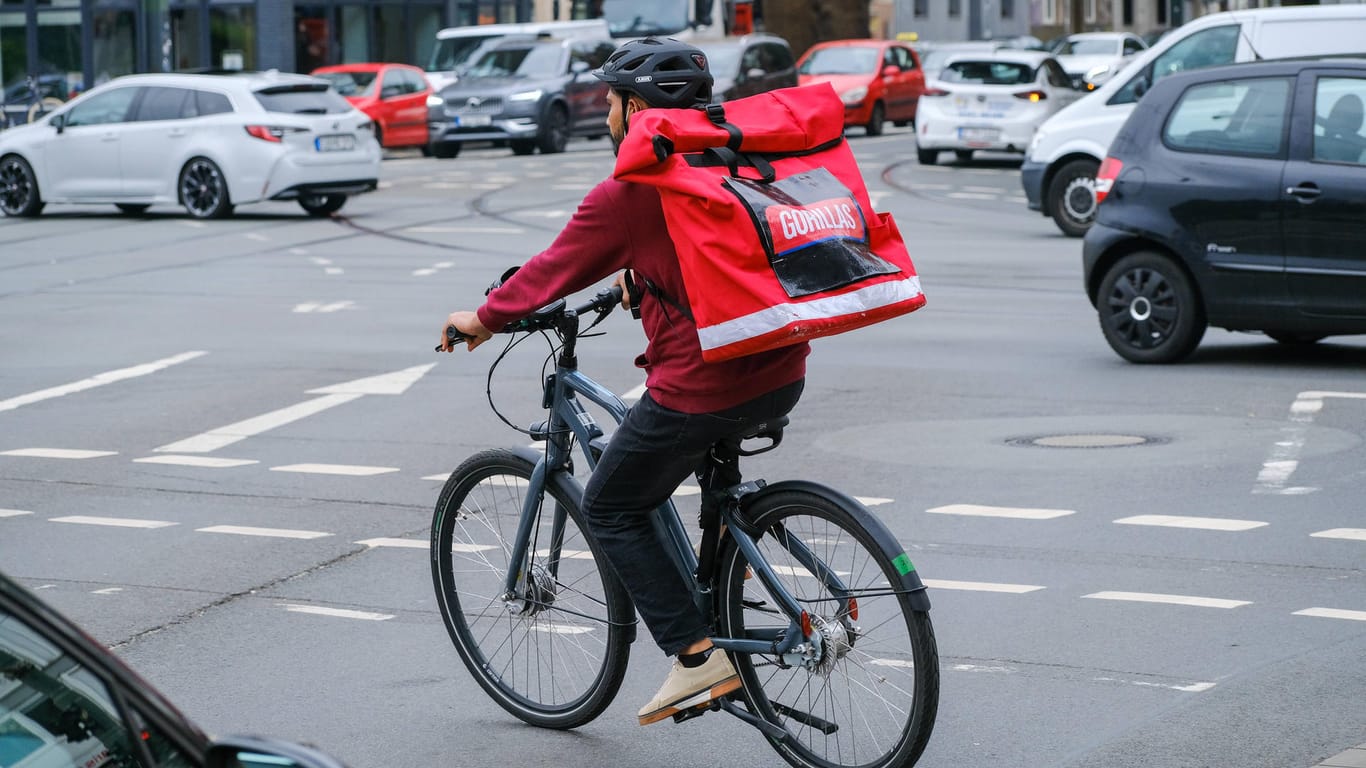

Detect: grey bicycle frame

[501,364,822,658]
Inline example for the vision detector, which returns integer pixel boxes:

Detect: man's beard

[610,113,626,156]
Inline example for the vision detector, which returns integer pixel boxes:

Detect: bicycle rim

[719,490,939,768]
[431,448,631,729]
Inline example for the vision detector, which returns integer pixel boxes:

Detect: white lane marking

[922,579,1044,594]
[293,301,355,313]
[92,587,123,595]
[451,543,498,553]
[357,538,428,549]
[1083,591,1250,609]
[855,496,894,507]
[514,209,570,218]
[950,663,1016,674]
[407,225,525,234]
[947,192,999,200]
[2,448,117,459]
[245,232,269,241]
[309,256,331,264]
[535,548,595,560]
[963,185,1005,193]
[1310,528,1366,542]
[292,248,312,256]
[622,382,647,402]
[413,268,437,276]
[133,455,258,468]
[0,509,34,518]
[1094,677,1217,693]
[911,183,952,190]
[530,625,595,634]
[324,267,344,275]
[198,525,331,539]
[769,564,852,577]
[52,515,176,529]
[1114,514,1268,531]
[278,604,393,621]
[1252,390,1366,495]
[0,351,206,413]
[927,504,1075,520]
[270,463,400,476]
[423,473,448,481]
[673,485,701,496]
[1293,607,1366,622]
[155,393,362,453]
[156,364,434,453]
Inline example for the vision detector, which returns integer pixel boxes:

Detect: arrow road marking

[0,351,205,414]
[1114,514,1268,531]
[51,515,175,529]
[154,364,434,453]
[198,525,330,539]
[1293,607,1366,622]
[2,448,117,459]
[0,509,34,518]
[1083,591,1250,609]
[1310,528,1366,542]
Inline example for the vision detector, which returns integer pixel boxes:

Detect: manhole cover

[1006,434,1167,449]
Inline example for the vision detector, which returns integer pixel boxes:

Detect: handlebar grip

[436,325,470,352]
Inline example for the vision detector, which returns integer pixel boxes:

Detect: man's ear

[625,94,651,117]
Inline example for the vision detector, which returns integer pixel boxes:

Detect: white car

[0,71,381,219]
[915,51,1084,165]
[1050,32,1147,90]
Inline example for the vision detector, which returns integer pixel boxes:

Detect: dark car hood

[438,75,564,101]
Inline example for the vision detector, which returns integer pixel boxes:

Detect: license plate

[958,127,1000,144]
[315,134,355,152]
[456,114,492,128]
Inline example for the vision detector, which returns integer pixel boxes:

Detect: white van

[424,19,610,92]
[1020,5,1366,237]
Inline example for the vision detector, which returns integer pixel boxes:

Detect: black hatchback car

[1082,58,1366,363]
[0,569,346,768]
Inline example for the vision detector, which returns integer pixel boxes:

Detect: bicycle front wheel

[718,487,939,768]
[431,448,633,729]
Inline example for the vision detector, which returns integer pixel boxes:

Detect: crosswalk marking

[357,538,428,549]
[855,496,893,507]
[278,604,393,621]
[270,463,400,476]
[922,579,1044,594]
[0,509,33,518]
[92,587,123,595]
[1310,528,1366,542]
[0,351,205,414]
[197,525,330,539]
[1293,607,1366,622]
[51,515,175,529]
[1114,515,1268,532]
[1083,591,1249,609]
[134,455,258,468]
[927,504,1074,520]
[2,448,117,459]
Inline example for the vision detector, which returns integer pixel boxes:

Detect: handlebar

[437,285,623,351]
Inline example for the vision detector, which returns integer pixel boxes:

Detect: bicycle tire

[718,486,939,768]
[431,448,634,729]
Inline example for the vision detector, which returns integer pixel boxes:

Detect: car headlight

[426,94,444,108]
[509,89,543,102]
[840,86,868,106]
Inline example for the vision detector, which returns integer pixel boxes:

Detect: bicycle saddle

[735,415,788,456]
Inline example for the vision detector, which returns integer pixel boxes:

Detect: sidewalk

[1313,743,1366,768]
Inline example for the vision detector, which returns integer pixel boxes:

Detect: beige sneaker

[637,650,742,725]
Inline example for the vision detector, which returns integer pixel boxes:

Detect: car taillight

[244,125,285,142]
[1094,156,1123,204]
[921,88,950,98]
[1014,90,1047,102]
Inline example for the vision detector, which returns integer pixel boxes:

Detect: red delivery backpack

[612,82,926,363]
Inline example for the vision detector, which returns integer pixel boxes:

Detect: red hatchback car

[311,62,432,150]
[797,39,926,136]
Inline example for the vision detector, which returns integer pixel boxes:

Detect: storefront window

[340,5,367,63]
[296,5,331,72]
[375,3,404,63]
[210,4,255,70]
[170,6,204,70]
[0,11,25,94]
[412,6,440,69]
[35,8,81,91]
[91,9,135,87]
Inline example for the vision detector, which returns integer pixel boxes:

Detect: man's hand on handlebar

[439,311,493,352]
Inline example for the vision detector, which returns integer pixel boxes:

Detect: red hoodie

[477,177,808,414]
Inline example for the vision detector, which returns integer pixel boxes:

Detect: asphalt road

[2,126,1364,768]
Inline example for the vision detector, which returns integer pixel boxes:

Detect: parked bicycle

[431,284,940,768]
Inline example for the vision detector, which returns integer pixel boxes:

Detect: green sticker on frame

[892,553,915,575]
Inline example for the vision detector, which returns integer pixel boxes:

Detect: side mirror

[206,736,348,768]
[51,113,65,134]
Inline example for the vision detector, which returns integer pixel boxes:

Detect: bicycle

[431,285,939,768]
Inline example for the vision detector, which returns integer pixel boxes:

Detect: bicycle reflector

[801,610,812,639]
[847,597,859,621]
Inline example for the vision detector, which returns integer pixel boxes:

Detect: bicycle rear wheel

[431,448,633,729]
[718,487,939,768]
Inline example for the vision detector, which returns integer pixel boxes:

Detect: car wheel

[955,150,974,162]
[917,148,937,165]
[0,155,44,217]
[115,204,150,215]
[893,120,909,128]
[420,144,433,157]
[179,158,232,219]
[1265,331,1326,345]
[1096,251,1206,364]
[510,140,537,156]
[865,102,885,137]
[431,142,460,159]
[298,194,347,217]
[1048,158,1099,238]
[537,104,570,154]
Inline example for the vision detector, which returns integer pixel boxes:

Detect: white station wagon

[0,71,381,219]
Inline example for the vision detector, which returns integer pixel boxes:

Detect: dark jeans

[581,379,804,657]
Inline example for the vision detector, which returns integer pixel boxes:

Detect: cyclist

[439,36,809,726]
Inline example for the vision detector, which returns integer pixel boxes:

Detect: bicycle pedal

[670,700,721,724]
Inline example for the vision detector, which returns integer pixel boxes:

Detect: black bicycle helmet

[592,37,713,109]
